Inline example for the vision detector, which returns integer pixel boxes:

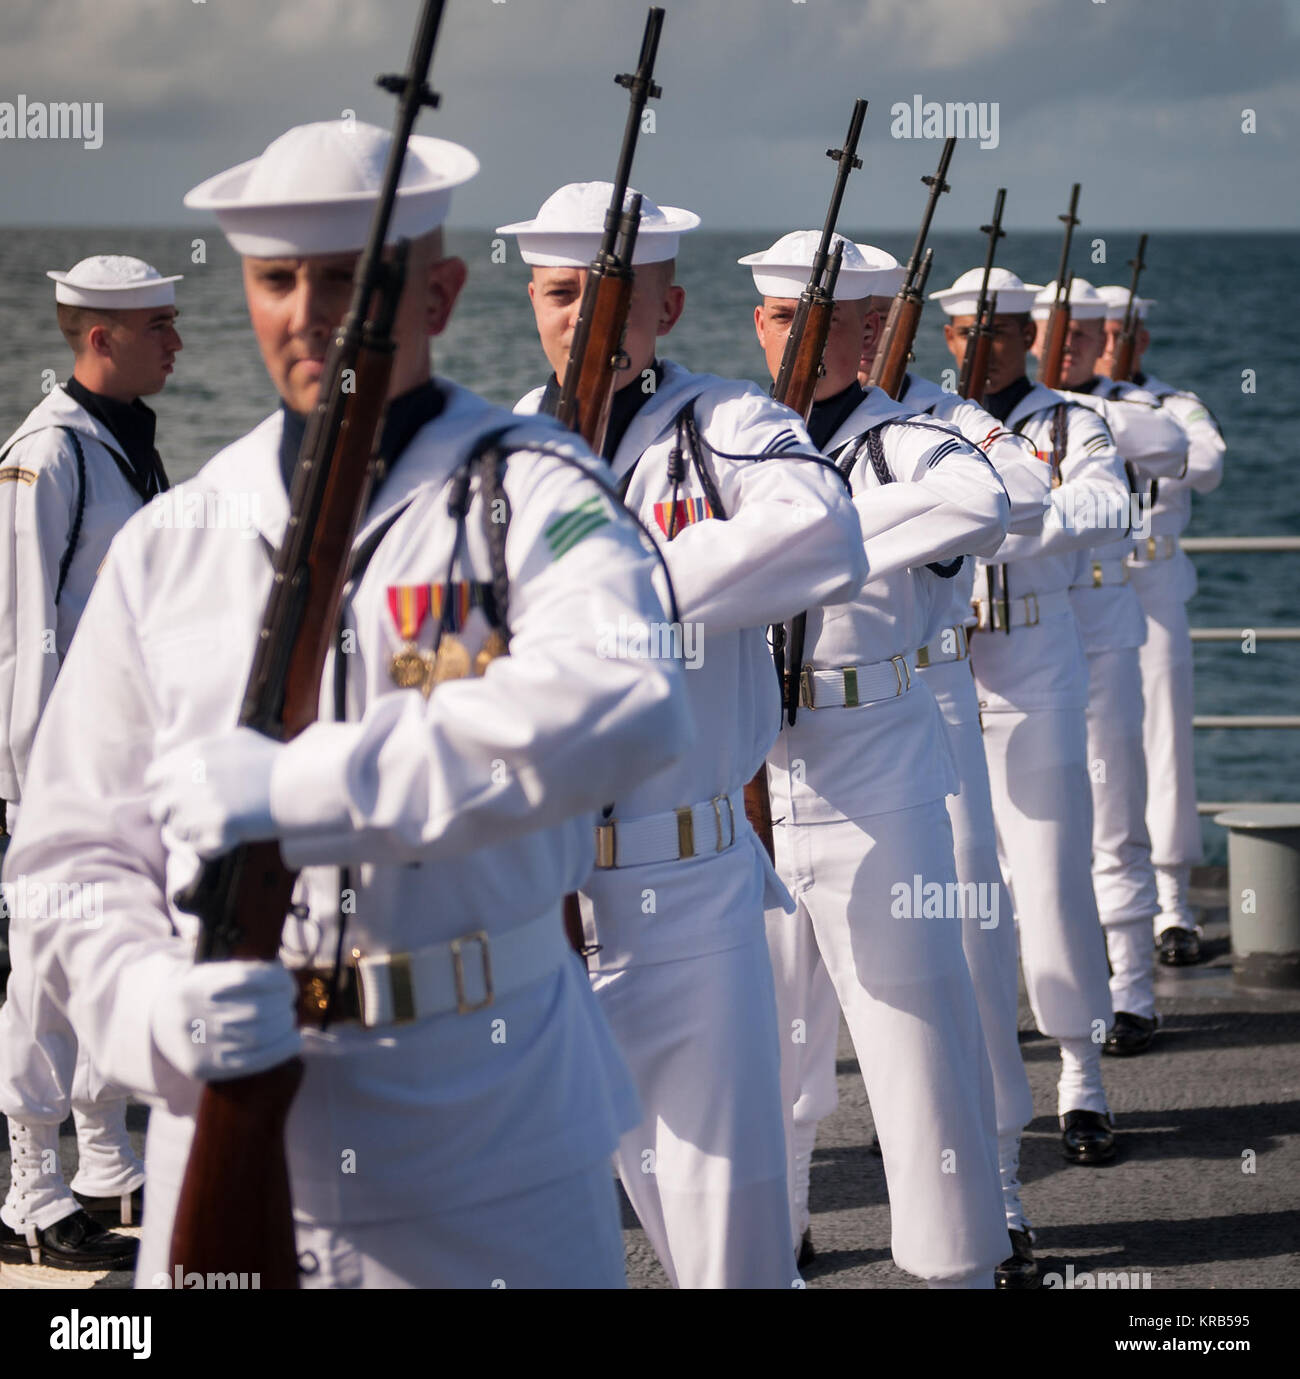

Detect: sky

[1,0,1297,232]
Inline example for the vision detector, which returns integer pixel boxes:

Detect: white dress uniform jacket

[518,359,867,1289]
[969,382,1129,1085]
[6,382,694,1286]
[0,385,153,801]
[765,385,1011,1283]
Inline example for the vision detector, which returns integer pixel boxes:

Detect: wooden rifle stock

[961,321,994,402]
[870,293,923,400]
[168,0,448,1288]
[1039,300,1071,390]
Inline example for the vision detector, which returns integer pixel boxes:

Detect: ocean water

[1,227,1294,861]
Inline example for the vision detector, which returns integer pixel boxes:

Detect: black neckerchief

[898,373,914,403]
[1072,376,1102,396]
[984,376,1035,424]
[277,379,446,499]
[602,360,665,462]
[63,377,169,498]
[1132,370,1147,388]
[807,380,866,451]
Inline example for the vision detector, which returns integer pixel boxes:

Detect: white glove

[145,727,281,858]
[150,960,302,1082]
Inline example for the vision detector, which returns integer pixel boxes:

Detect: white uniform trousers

[590,929,798,1289]
[0,891,145,1228]
[135,1157,627,1290]
[770,799,1007,1283]
[1083,645,1159,1019]
[920,659,1035,1144]
[1129,559,1202,934]
[979,706,1115,1052]
[763,891,840,1242]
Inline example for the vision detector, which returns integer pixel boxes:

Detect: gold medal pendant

[390,643,429,690]
[430,633,471,690]
[474,628,509,676]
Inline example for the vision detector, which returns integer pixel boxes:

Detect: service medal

[387,584,433,689]
[431,633,472,689]
[474,628,509,676]
[390,645,430,690]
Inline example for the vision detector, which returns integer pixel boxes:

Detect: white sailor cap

[930,267,1042,317]
[737,232,902,301]
[47,256,182,310]
[184,120,479,258]
[496,182,700,267]
[1096,284,1156,321]
[1031,277,1109,322]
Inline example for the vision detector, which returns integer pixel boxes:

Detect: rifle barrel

[902,136,956,287]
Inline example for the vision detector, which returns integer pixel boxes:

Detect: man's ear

[753,303,766,348]
[657,283,686,338]
[942,321,960,357]
[426,255,468,338]
[1021,320,1038,351]
[86,322,114,359]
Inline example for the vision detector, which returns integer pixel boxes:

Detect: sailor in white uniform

[1097,286,1226,967]
[5,121,695,1289]
[0,256,181,1270]
[847,246,1054,1285]
[934,267,1131,1168]
[743,231,1011,1289]
[1030,278,1189,1054]
[503,188,868,1288]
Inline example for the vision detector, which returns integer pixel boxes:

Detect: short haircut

[56,303,123,354]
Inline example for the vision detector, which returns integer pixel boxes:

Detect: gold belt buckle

[1146,535,1158,560]
[594,820,617,868]
[799,664,816,710]
[450,930,494,1014]
[1024,593,1040,628]
[890,655,910,695]
[1091,561,1104,588]
[710,794,736,851]
[915,643,932,669]
[954,625,969,661]
[350,947,419,1026]
[991,599,1009,632]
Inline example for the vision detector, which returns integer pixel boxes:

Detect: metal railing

[1179,537,1300,814]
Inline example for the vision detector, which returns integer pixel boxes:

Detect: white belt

[1070,560,1131,590]
[593,788,743,869]
[796,654,914,710]
[915,624,970,669]
[350,907,566,1026]
[1129,534,1179,563]
[971,588,1071,632]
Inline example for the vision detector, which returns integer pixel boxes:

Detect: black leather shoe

[0,1209,137,1271]
[1158,927,1201,966]
[1060,1110,1116,1165]
[1103,1011,1158,1057]
[995,1228,1039,1289]
[797,1227,816,1270]
[73,1185,144,1228]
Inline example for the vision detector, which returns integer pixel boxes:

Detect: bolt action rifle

[957,187,1007,404]
[167,0,449,1289]
[536,8,663,951]
[1038,182,1081,390]
[744,98,867,861]
[867,136,955,399]
[1108,233,1148,384]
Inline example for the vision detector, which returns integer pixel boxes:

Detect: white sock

[1058,1037,1109,1118]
